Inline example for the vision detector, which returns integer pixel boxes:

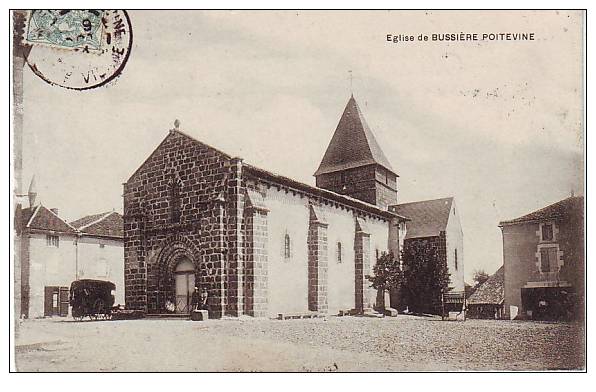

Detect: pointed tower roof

[314,96,395,176]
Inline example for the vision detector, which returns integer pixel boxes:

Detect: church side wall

[321,204,357,315]
[247,179,390,317]
[264,187,310,317]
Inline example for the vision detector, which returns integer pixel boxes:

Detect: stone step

[275,312,324,320]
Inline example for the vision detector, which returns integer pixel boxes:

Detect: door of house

[44,286,69,317]
[174,258,195,313]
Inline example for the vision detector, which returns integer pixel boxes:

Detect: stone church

[123,95,463,318]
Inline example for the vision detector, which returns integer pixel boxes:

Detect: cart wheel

[93,299,106,321]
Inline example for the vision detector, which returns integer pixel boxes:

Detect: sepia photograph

[9,8,586,373]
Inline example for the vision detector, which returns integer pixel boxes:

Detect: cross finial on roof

[348,70,353,96]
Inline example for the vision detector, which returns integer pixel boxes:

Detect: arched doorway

[174,257,195,313]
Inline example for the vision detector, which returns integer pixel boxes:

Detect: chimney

[50,208,59,216]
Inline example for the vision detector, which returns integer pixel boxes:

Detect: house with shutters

[15,194,124,318]
[122,95,463,319]
[499,196,584,320]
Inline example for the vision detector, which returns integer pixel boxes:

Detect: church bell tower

[314,95,398,210]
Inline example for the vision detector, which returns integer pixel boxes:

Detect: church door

[174,258,195,313]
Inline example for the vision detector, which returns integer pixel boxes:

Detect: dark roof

[499,196,584,226]
[243,163,408,221]
[70,211,110,229]
[20,205,77,234]
[71,211,124,238]
[390,197,453,239]
[467,266,504,305]
[314,96,395,176]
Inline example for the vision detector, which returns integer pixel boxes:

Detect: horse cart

[69,279,116,321]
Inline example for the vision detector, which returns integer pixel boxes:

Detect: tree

[367,251,402,292]
[401,240,451,315]
[473,269,490,287]
[366,251,403,311]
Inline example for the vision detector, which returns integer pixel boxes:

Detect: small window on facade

[46,235,59,248]
[384,170,389,185]
[284,234,291,259]
[337,242,343,263]
[541,224,553,242]
[454,248,458,270]
[170,182,181,223]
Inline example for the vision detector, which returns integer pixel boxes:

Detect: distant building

[467,266,504,319]
[390,197,465,293]
[15,203,124,318]
[499,196,584,320]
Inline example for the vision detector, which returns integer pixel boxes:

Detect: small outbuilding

[467,266,504,319]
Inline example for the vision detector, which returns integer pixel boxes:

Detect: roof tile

[499,196,584,225]
[391,197,453,239]
[467,266,504,305]
[314,96,395,176]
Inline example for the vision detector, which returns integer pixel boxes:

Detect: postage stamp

[25,10,105,51]
[22,10,133,90]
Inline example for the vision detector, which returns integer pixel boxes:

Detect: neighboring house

[15,203,124,318]
[467,266,504,319]
[499,196,584,320]
[123,95,415,319]
[70,211,125,306]
[390,197,465,293]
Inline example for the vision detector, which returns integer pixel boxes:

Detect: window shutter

[59,287,69,316]
[540,248,550,272]
[44,286,53,316]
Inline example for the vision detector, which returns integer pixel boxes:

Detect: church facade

[123,96,461,318]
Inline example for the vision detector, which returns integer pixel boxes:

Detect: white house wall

[77,237,125,306]
[27,233,77,318]
[445,201,465,292]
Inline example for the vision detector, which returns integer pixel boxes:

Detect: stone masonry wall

[123,130,231,317]
[315,164,397,210]
[243,208,269,317]
[307,212,328,313]
[354,227,371,313]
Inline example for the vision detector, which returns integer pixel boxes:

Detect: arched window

[284,233,291,259]
[170,182,181,223]
[454,248,458,270]
[336,242,343,263]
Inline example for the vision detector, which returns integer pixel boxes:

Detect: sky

[18,10,584,282]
